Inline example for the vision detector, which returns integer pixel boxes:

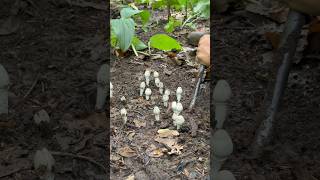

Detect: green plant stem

[131,44,138,56]
[181,12,200,28]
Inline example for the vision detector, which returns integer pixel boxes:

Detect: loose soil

[212,13,320,180]
[109,7,211,180]
[0,0,108,179]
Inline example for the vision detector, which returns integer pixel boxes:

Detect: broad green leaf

[138,10,151,25]
[111,18,135,52]
[111,30,118,48]
[132,36,148,50]
[193,0,210,18]
[149,34,182,51]
[120,7,142,18]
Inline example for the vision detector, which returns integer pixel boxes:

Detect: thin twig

[0,167,29,178]
[51,151,106,174]
[23,74,40,99]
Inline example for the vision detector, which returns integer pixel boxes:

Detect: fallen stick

[51,151,107,174]
[252,10,306,155]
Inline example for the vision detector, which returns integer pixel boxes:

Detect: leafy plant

[111,6,150,53]
[164,17,182,33]
[149,34,182,51]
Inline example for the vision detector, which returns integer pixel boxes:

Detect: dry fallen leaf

[155,137,183,155]
[118,146,137,158]
[127,132,135,141]
[133,119,146,128]
[125,175,135,180]
[157,129,179,138]
[146,144,165,158]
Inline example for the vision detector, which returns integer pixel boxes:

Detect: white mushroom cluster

[113,68,186,129]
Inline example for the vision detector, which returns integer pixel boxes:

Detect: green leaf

[149,34,182,51]
[120,7,142,18]
[193,0,210,18]
[111,30,118,48]
[132,36,148,50]
[111,18,135,52]
[138,10,151,25]
[164,17,182,33]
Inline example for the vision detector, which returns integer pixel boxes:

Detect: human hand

[196,34,210,67]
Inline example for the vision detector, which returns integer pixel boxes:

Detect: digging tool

[252,10,306,155]
[187,32,210,110]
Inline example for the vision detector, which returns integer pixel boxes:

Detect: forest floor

[0,0,107,179]
[110,4,211,180]
[212,10,320,180]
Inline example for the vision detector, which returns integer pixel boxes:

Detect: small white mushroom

[176,102,183,115]
[159,82,164,94]
[110,82,113,98]
[145,88,152,100]
[175,115,185,130]
[153,106,160,121]
[162,94,169,107]
[171,101,177,114]
[0,64,9,115]
[176,87,183,102]
[172,113,178,125]
[96,64,107,111]
[164,89,170,96]
[140,82,146,96]
[34,148,55,179]
[120,108,127,124]
[120,96,126,102]
[155,78,160,87]
[153,71,159,78]
[144,70,151,86]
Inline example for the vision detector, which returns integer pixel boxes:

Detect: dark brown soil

[212,14,320,180]
[0,0,108,179]
[109,8,211,179]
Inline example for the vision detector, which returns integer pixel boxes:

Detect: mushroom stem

[96,64,107,111]
[0,64,9,115]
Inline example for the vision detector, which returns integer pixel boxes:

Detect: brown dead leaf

[127,132,135,141]
[157,129,179,138]
[146,144,165,158]
[155,137,183,155]
[133,119,146,128]
[118,146,137,158]
[125,175,135,180]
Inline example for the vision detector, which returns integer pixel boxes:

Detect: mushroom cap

[213,80,232,102]
[176,103,183,112]
[120,96,126,101]
[171,101,177,110]
[175,115,185,124]
[216,170,236,180]
[145,88,152,95]
[162,94,169,101]
[140,82,146,88]
[176,87,183,94]
[165,89,170,95]
[144,70,151,76]
[120,108,127,115]
[212,129,233,158]
[0,64,9,87]
[153,71,159,78]
[159,82,164,88]
[155,78,160,84]
[153,106,160,114]
[97,64,108,84]
[34,148,55,172]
